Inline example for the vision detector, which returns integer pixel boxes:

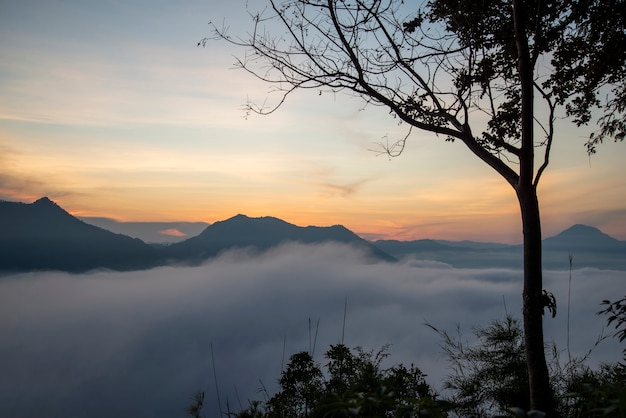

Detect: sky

[1,0,625,243]
[1,243,624,417]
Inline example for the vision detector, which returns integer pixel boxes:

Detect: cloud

[314,178,372,198]
[0,170,74,204]
[159,228,187,237]
[0,243,623,417]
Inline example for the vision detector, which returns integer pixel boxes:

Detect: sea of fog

[1,242,624,418]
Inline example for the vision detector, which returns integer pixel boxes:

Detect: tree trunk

[516,184,557,416]
[512,0,558,414]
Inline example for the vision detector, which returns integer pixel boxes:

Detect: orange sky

[1,0,625,243]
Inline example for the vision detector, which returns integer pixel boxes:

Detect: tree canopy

[203,0,625,414]
[203,0,624,177]
[233,343,442,417]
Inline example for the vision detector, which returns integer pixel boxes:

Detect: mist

[1,242,623,418]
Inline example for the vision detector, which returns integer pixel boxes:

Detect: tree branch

[533,82,556,187]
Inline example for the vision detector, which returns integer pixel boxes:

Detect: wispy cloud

[0,44,246,128]
[313,178,372,198]
[159,228,187,237]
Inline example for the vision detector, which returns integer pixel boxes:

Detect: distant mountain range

[375,224,626,270]
[1,197,624,272]
[0,197,392,272]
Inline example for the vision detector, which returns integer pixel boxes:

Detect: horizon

[6,195,622,245]
[78,210,620,244]
[1,1,625,244]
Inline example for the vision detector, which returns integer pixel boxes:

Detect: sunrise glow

[1,0,624,244]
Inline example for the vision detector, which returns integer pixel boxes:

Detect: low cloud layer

[1,243,623,418]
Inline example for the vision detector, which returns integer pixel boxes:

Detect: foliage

[187,390,206,418]
[190,296,626,418]
[267,351,324,417]
[233,343,450,417]
[560,363,626,418]
[430,312,626,418]
[547,0,626,154]
[429,315,530,417]
[598,296,626,359]
[203,0,625,162]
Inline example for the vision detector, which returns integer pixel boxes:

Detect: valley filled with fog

[1,242,624,418]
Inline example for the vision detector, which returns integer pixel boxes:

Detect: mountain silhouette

[0,199,395,272]
[2,198,623,272]
[540,224,626,270]
[543,224,626,253]
[374,238,523,269]
[0,197,159,272]
[162,214,396,263]
[375,224,625,270]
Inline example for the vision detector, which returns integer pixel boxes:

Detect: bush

[234,343,449,417]
[429,315,530,417]
[191,297,626,417]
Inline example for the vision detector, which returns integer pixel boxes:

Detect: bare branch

[534,81,556,187]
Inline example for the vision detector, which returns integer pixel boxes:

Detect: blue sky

[1,0,625,242]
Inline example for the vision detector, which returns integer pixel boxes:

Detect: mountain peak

[545,224,624,253]
[553,224,611,240]
[164,214,396,263]
[34,196,54,204]
[565,223,601,232]
[30,196,73,217]
[33,196,61,209]
[221,214,277,222]
[216,214,292,229]
[0,197,159,272]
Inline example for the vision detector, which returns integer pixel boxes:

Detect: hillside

[161,214,396,263]
[0,197,159,272]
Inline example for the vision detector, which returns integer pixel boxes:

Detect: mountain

[375,225,626,270]
[0,197,160,272]
[2,197,623,272]
[162,214,396,263]
[541,224,626,270]
[0,199,394,273]
[374,238,523,269]
[543,224,626,253]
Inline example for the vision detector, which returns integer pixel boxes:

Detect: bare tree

[202,0,625,414]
